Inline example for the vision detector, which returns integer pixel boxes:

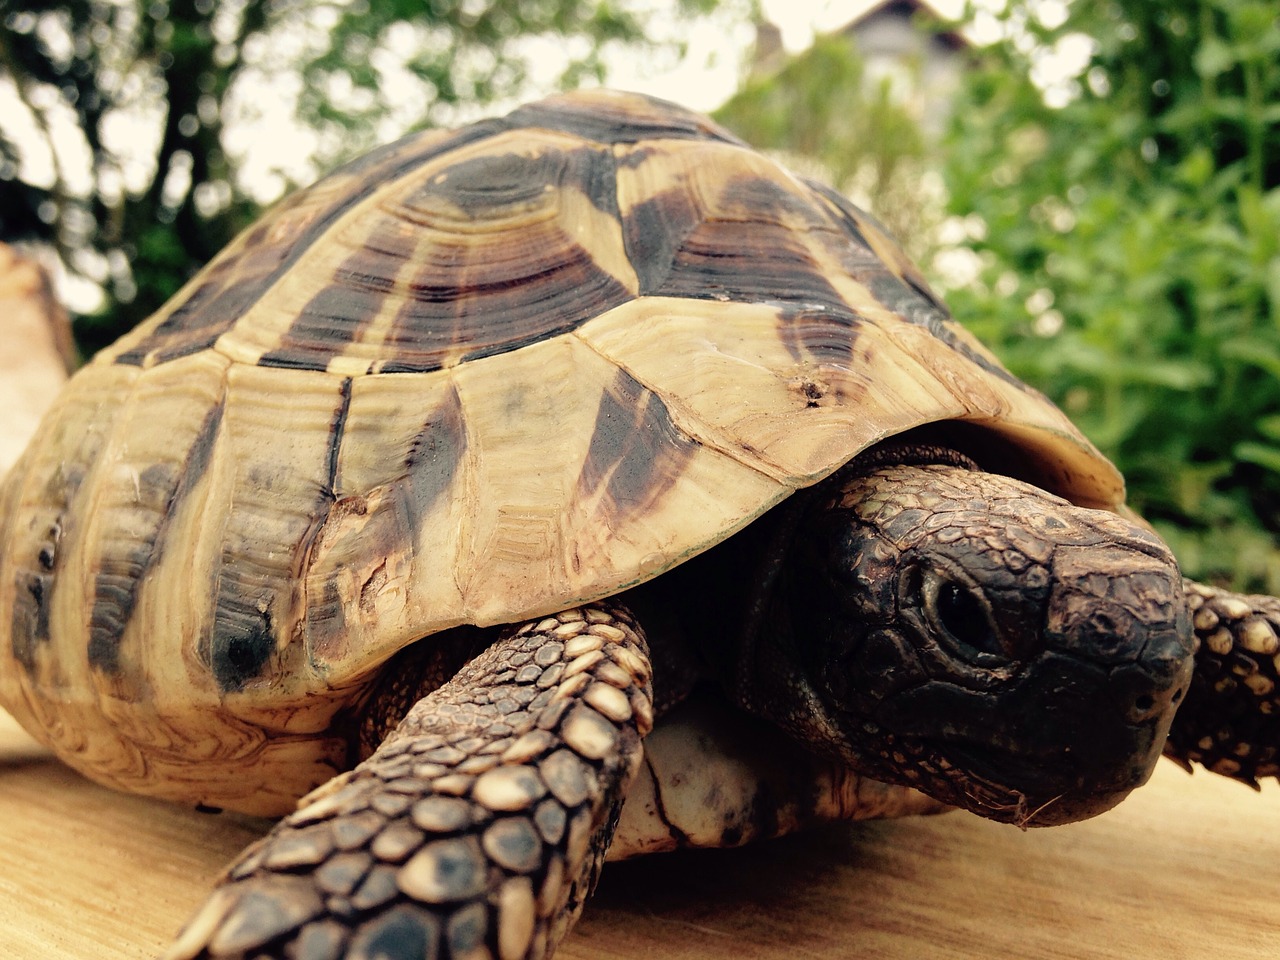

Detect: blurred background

[2,0,1278,589]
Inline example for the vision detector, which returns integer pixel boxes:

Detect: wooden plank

[0,243,73,476]
[0,707,1275,958]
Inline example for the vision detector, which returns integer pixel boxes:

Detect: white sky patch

[1031,31,1096,107]
[222,68,322,200]
[600,12,756,111]
[0,76,55,188]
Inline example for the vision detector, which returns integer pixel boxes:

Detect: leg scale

[1166,581,1280,784]
[162,603,653,960]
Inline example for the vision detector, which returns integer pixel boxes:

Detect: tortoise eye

[933,579,1004,660]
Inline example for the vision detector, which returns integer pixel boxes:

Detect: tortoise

[1,88,1277,960]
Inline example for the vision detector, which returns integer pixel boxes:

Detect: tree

[0,0,736,353]
[4,0,268,353]
[938,0,1280,589]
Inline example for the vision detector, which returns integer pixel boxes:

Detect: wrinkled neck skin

[726,447,1195,828]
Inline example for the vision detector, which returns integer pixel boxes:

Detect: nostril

[1128,687,1180,723]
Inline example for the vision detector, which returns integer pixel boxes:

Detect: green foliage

[939,0,1280,590]
[0,0,738,351]
[713,33,931,251]
[1,0,263,355]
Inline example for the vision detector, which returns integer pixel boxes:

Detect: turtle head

[748,453,1194,827]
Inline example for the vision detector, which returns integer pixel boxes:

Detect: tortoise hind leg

[163,604,653,960]
[1165,581,1280,784]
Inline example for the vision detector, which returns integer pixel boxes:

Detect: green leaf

[1255,415,1280,442]
[1193,36,1235,78]
[1221,338,1280,379]
[1236,441,1280,475]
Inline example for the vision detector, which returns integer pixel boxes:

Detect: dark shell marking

[111,124,491,369]
[8,367,136,672]
[260,144,635,374]
[803,178,1020,388]
[87,397,226,676]
[574,369,699,542]
[109,98,980,381]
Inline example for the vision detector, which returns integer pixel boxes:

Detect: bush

[938,0,1280,590]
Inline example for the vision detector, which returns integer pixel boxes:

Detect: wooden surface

[0,243,73,475]
[0,709,1276,959]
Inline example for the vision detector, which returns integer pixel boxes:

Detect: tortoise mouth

[923,738,1154,827]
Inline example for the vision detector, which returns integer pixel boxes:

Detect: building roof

[843,0,970,51]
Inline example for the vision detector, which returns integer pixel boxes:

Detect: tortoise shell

[0,89,1123,815]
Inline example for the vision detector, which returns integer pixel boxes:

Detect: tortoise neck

[844,441,981,475]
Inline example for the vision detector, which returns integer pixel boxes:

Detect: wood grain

[0,708,1275,959]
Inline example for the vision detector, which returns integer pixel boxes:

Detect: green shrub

[938,0,1280,590]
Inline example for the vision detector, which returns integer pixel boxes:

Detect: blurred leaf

[1256,415,1280,442]
[1193,35,1234,77]
[1236,442,1280,475]
[935,0,1280,590]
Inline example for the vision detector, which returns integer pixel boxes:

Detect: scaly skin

[164,605,652,960]
[1166,581,1280,784]
[736,458,1194,827]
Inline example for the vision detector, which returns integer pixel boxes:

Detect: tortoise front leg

[163,604,653,960]
[1165,581,1280,784]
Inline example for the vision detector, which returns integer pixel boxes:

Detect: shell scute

[254,236,413,372]
[212,129,639,376]
[504,88,745,146]
[105,125,472,370]
[804,178,1017,385]
[804,178,947,314]
[85,378,226,680]
[575,367,698,528]
[4,360,140,675]
[373,140,635,373]
[201,364,357,692]
[303,375,469,664]
[111,253,254,368]
[616,141,853,307]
